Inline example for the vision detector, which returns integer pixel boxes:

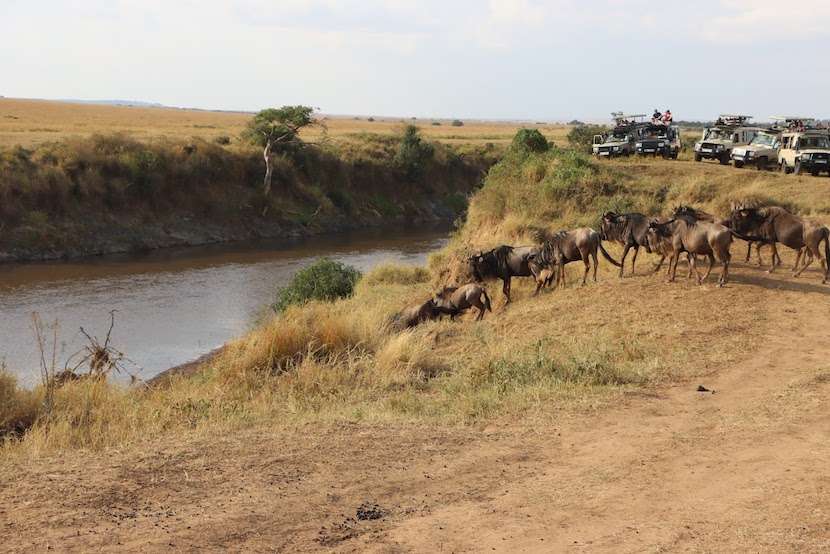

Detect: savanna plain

[1,99,829,552]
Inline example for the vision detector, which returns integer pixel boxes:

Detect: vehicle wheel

[794,160,801,175]
[780,161,788,174]
[694,153,702,162]
[756,157,767,171]
[719,154,729,165]
[811,170,819,176]
[734,160,744,168]
[671,151,678,159]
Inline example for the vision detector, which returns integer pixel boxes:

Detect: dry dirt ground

[2,260,830,553]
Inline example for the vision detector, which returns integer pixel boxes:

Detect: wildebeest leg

[653,254,665,274]
[503,277,511,303]
[581,254,590,286]
[591,250,599,282]
[745,242,752,263]
[701,253,715,282]
[686,254,694,279]
[668,252,679,283]
[619,244,631,277]
[795,247,814,277]
[792,248,804,275]
[630,245,639,275]
[471,296,486,320]
[768,243,780,273]
[690,255,703,285]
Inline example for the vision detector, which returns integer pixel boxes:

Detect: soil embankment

[0,133,493,262]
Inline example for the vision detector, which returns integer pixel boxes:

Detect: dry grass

[7,145,829,459]
[0,98,569,149]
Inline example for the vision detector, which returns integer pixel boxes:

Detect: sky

[3,0,830,121]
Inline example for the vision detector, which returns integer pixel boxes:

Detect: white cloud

[701,0,830,42]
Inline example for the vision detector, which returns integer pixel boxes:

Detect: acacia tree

[244,105,316,195]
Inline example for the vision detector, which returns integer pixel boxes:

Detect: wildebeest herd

[396,203,830,328]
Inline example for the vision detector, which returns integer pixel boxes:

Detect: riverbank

[0,130,495,262]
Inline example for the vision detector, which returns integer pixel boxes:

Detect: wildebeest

[393,299,438,329]
[671,205,778,268]
[599,211,653,277]
[645,217,694,278]
[730,205,826,281]
[432,283,492,320]
[797,220,830,283]
[468,245,540,303]
[648,206,736,286]
[531,227,621,290]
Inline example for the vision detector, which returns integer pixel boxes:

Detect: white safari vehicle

[777,123,830,176]
[694,115,761,165]
[592,113,647,158]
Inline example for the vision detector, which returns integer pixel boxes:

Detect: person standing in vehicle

[662,109,673,125]
[652,108,662,124]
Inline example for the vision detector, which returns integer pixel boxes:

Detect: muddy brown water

[0,227,449,387]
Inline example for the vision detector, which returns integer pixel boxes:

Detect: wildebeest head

[648,218,675,237]
[730,205,767,234]
[599,211,621,240]
[467,252,486,282]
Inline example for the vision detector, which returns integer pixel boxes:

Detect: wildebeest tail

[481,288,492,312]
[598,243,622,267]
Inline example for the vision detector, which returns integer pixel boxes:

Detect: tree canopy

[244,105,315,148]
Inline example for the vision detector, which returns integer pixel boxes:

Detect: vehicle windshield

[798,135,830,149]
[750,134,777,147]
[704,128,731,140]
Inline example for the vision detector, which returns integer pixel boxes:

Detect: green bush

[567,124,608,154]
[214,135,231,145]
[394,125,434,178]
[451,120,464,127]
[273,258,362,312]
[510,129,549,154]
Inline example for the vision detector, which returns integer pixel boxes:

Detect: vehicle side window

[733,133,739,143]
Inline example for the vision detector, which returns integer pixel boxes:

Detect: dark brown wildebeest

[432,283,492,321]
[599,211,653,277]
[730,205,827,281]
[468,245,540,303]
[648,207,737,287]
[394,299,438,329]
[531,227,621,290]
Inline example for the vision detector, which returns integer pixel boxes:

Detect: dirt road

[2,266,829,552]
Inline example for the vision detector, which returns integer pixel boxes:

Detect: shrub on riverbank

[273,258,361,313]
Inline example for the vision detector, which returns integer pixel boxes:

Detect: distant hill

[57,99,167,108]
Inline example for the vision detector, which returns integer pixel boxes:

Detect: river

[0,226,449,387]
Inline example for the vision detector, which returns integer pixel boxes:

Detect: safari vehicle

[592,113,647,158]
[635,123,681,158]
[730,129,781,170]
[778,126,830,176]
[694,115,761,164]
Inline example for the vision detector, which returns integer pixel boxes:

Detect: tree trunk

[262,141,274,196]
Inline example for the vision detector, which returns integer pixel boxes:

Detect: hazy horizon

[3,1,830,122]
